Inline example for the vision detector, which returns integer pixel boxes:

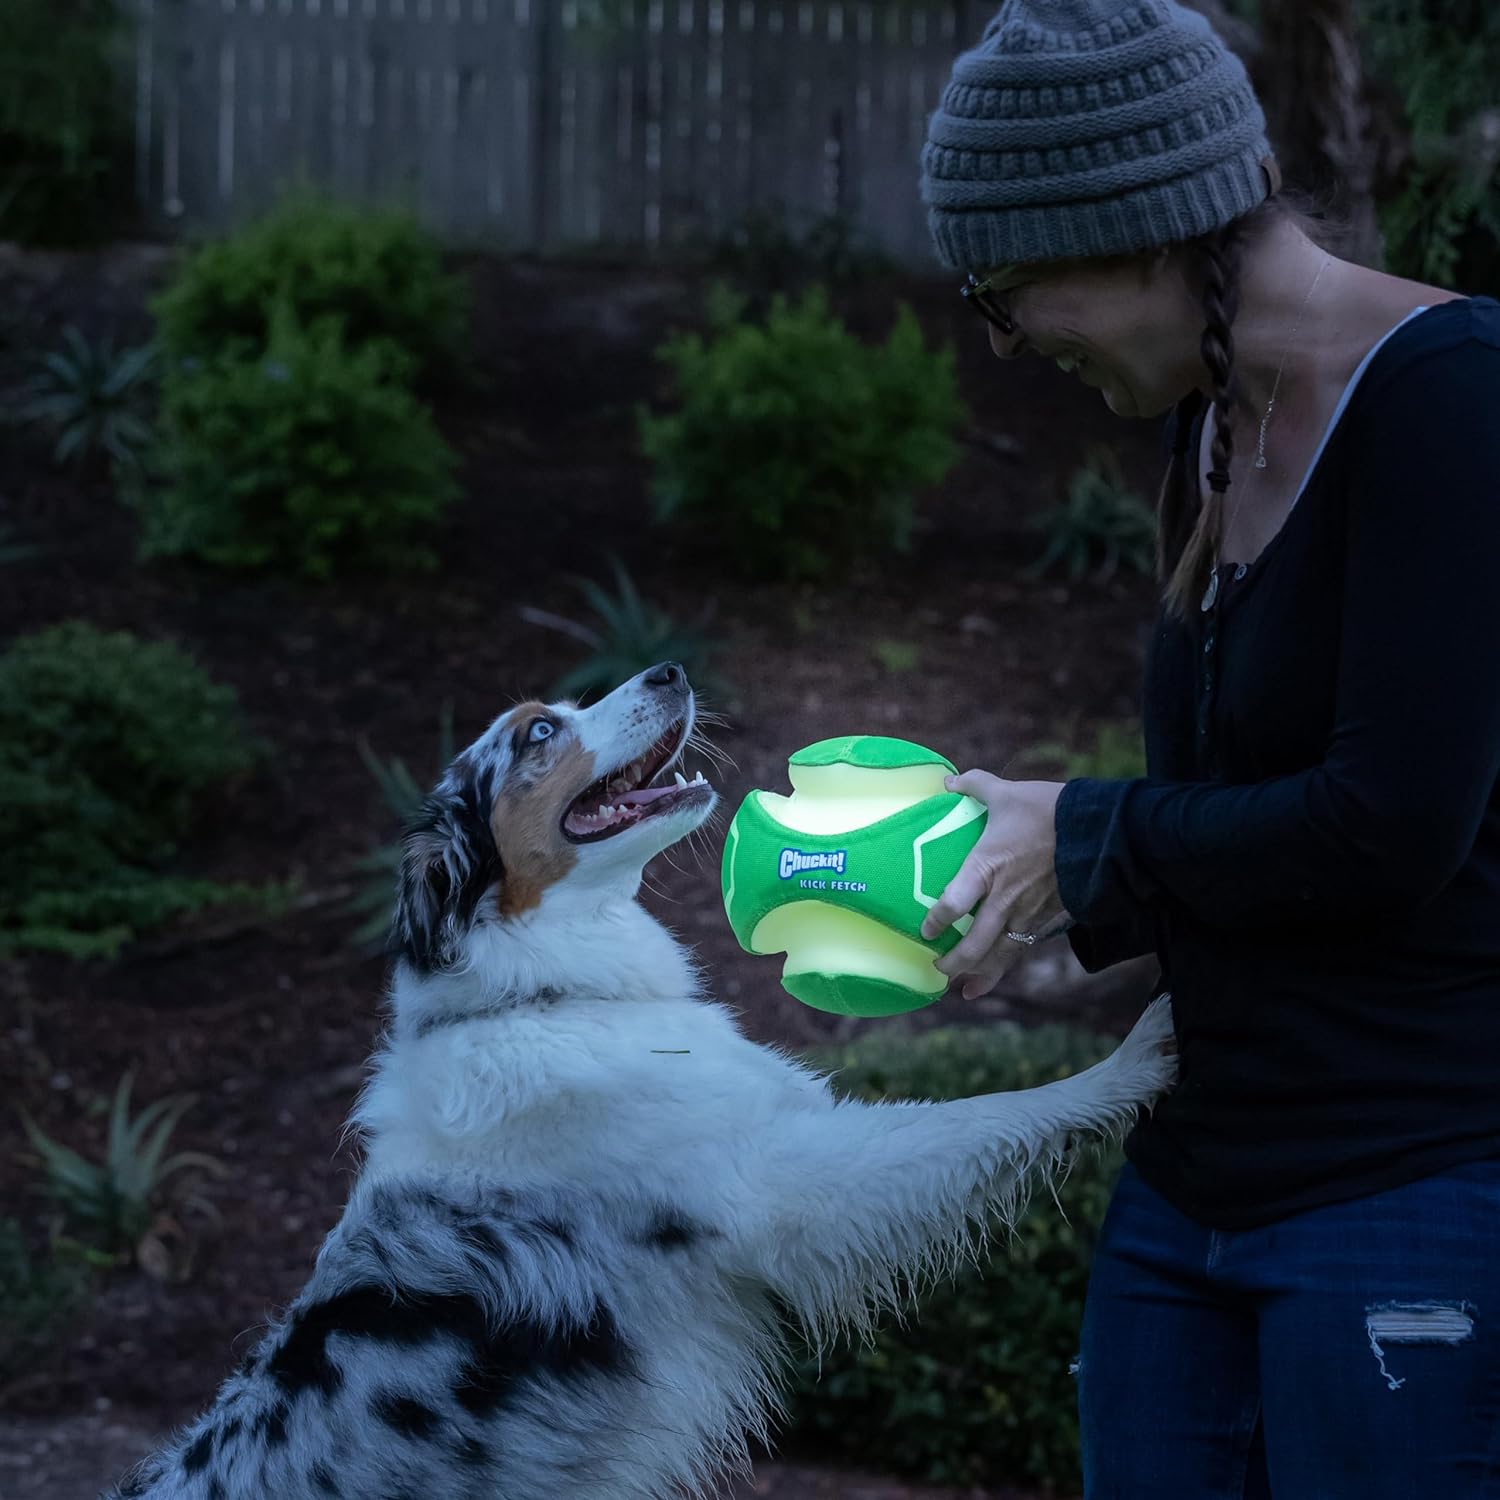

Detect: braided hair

[1157,206,1266,617]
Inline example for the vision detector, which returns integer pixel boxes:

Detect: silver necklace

[1200,252,1331,613]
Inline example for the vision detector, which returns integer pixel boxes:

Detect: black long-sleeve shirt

[1054,296,1500,1230]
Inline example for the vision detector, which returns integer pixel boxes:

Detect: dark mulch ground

[0,239,1153,1497]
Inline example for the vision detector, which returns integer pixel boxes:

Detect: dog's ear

[392,770,503,974]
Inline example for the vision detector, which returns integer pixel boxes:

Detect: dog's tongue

[617,784,679,808]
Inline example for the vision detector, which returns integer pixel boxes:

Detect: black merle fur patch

[181,1429,214,1475]
[267,1277,632,1434]
[310,1461,341,1495]
[267,1308,348,1399]
[268,1283,473,1405]
[207,1479,226,1500]
[638,1209,719,1250]
[371,1391,442,1439]
[393,763,504,974]
[253,1399,290,1448]
[453,1298,632,1418]
[456,1218,511,1262]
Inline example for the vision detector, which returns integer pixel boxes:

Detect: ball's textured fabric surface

[721,737,986,1017]
[920,0,1273,268]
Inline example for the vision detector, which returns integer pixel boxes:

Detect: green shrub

[1361,0,1500,288]
[0,1218,92,1389]
[21,326,158,478]
[152,192,468,384]
[783,1022,1123,1493]
[640,286,964,580]
[0,621,257,956]
[20,1074,224,1259]
[0,0,131,245]
[1030,448,1156,583]
[144,307,458,577]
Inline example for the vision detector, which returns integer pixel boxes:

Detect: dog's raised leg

[740,996,1175,1344]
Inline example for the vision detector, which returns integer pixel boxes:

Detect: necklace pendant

[1255,455,1269,469]
[1200,568,1220,612]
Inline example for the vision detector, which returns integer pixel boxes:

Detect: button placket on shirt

[1198,596,1222,775]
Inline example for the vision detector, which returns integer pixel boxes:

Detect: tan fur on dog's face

[489,702,590,918]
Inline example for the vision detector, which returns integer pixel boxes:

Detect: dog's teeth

[692,771,706,784]
[673,771,688,788]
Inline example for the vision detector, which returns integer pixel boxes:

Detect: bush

[0,0,132,245]
[1361,0,1500,288]
[144,198,465,577]
[783,1021,1124,1494]
[640,286,964,580]
[143,307,458,577]
[152,192,468,385]
[1029,448,1156,583]
[0,1218,92,1390]
[0,621,257,956]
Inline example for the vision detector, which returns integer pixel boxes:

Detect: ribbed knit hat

[921,0,1274,269]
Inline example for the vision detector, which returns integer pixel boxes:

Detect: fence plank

[604,0,650,249]
[123,0,979,267]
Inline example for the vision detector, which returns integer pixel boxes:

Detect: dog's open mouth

[562,717,711,843]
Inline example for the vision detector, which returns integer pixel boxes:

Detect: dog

[105,662,1175,1500]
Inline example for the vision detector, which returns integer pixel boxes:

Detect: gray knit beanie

[921,0,1275,269]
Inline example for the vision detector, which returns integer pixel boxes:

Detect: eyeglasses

[960,272,1016,337]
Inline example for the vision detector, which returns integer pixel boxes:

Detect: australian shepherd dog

[106,663,1174,1500]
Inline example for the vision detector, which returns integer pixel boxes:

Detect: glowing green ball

[720,736,986,1017]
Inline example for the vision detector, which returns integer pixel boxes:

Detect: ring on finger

[1006,918,1077,946]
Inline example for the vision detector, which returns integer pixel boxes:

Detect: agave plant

[21,325,158,477]
[1028,448,1156,583]
[523,557,725,705]
[346,701,456,950]
[19,1073,224,1258]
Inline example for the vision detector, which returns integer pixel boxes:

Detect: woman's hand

[919,772,1072,1001]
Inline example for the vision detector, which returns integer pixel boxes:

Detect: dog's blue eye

[528,719,555,745]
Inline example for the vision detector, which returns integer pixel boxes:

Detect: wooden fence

[124,0,995,267]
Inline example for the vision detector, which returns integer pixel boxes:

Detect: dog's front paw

[1109,994,1178,1098]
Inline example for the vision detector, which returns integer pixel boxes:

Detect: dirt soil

[0,241,1156,1498]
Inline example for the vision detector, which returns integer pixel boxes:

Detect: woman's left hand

[919,771,1071,1001]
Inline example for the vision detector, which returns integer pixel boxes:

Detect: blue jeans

[1077,1159,1500,1498]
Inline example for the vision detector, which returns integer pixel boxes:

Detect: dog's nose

[644,661,686,690]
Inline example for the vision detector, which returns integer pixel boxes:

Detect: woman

[917,1,1500,1495]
